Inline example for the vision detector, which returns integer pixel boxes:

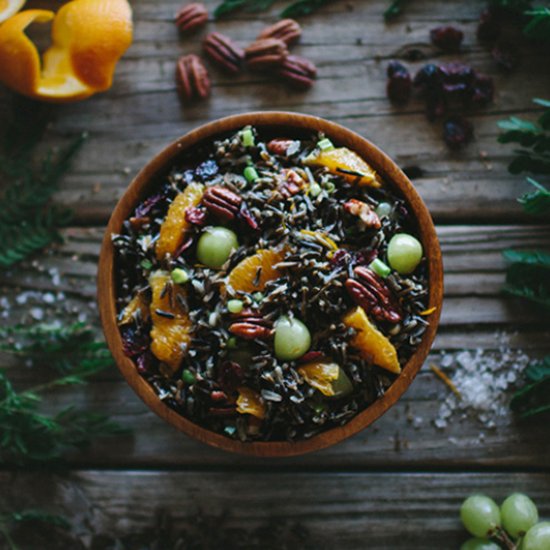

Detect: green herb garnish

[0,322,124,464]
[0,100,85,268]
[511,356,550,418]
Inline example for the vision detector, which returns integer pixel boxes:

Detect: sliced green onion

[309,182,322,198]
[317,138,335,152]
[171,268,189,284]
[140,259,153,270]
[252,291,264,302]
[182,369,195,385]
[244,166,259,182]
[241,128,255,147]
[227,299,244,314]
[324,181,336,194]
[369,258,391,278]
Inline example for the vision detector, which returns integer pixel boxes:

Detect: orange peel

[0,0,26,24]
[0,0,132,102]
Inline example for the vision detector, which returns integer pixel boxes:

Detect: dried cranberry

[136,351,155,375]
[195,159,219,181]
[330,248,352,267]
[134,192,164,218]
[218,361,244,392]
[185,206,208,226]
[413,64,441,93]
[354,248,378,266]
[387,60,408,78]
[443,116,473,149]
[121,325,150,357]
[430,26,464,52]
[387,72,412,104]
[470,74,494,106]
[239,203,259,230]
[491,42,519,72]
[477,8,501,42]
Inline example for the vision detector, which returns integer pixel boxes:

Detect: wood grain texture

[1,0,549,545]
[1,471,550,549]
[97,112,444,457]
[4,0,549,224]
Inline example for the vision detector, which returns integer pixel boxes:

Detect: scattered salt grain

[433,340,530,429]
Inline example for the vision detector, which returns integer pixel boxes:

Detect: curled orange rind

[0,0,132,102]
[0,0,26,24]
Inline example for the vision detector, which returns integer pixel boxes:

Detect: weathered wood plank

[3,1,549,224]
[2,471,550,549]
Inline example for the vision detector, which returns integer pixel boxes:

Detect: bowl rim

[98,111,443,458]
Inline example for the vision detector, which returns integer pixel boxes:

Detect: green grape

[460,495,501,538]
[387,233,423,274]
[522,522,550,550]
[196,226,238,269]
[274,316,311,361]
[501,493,539,539]
[460,538,501,550]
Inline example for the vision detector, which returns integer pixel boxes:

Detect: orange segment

[149,270,192,374]
[0,0,26,23]
[342,306,401,374]
[305,147,382,188]
[236,387,266,420]
[156,183,204,260]
[298,362,339,397]
[118,293,149,325]
[226,248,285,294]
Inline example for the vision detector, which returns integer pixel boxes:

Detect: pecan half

[203,32,245,74]
[245,38,288,71]
[229,310,273,340]
[175,54,210,101]
[267,138,300,156]
[175,3,208,33]
[345,267,402,323]
[257,18,302,46]
[202,185,242,221]
[279,55,317,90]
[344,199,381,229]
[278,168,306,198]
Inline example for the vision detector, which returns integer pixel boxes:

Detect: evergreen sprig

[0,104,86,268]
[524,7,550,40]
[0,323,124,464]
[0,510,69,550]
[510,356,550,418]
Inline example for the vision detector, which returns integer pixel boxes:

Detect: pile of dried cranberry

[385,2,528,149]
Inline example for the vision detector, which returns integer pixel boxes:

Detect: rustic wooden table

[1,0,550,548]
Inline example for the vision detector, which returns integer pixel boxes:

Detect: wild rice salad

[113,126,431,442]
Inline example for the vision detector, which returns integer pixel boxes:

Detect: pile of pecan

[174,2,317,103]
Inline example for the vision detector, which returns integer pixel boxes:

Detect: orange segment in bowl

[149,270,192,374]
[305,147,382,188]
[343,306,401,374]
[226,248,285,294]
[236,386,266,419]
[298,361,339,397]
[156,182,204,260]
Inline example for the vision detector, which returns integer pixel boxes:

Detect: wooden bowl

[98,112,443,457]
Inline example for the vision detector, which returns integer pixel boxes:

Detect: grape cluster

[460,493,550,550]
